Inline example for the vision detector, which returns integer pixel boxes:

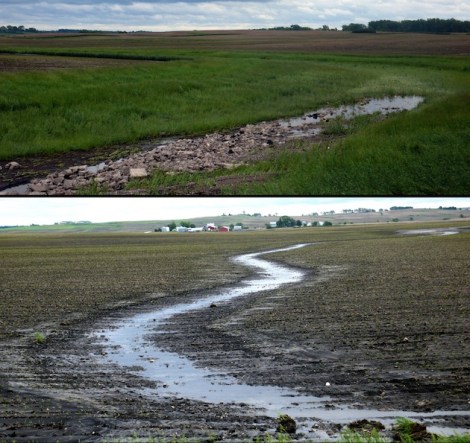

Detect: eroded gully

[92,243,470,439]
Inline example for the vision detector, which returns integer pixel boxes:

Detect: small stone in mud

[414,400,432,411]
[210,303,217,308]
[6,161,21,170]
[348,419,385,434]
[276,414,296,434]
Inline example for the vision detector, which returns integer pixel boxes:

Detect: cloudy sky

[2,197,469,226]
[1,0,468,31]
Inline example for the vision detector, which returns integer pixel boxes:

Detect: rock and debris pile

[16,120,306,195]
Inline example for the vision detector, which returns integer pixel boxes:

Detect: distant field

[1,208,468,233]
[1,219,468,340]
[2,30,469,55]
[0,30,469,194]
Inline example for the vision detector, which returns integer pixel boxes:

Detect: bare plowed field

[2,30,469,56]
[0,54,153,72]
[1,223,469,441]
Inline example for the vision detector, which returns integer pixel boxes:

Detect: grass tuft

[34,331,46,344]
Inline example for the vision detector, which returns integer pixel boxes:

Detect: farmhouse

[204,223,218,232]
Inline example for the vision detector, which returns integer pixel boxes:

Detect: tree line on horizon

[342,18,470,33]
[2,18,469,35]
[0,25,38,33]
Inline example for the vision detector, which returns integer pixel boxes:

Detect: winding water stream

[94,244,469,438]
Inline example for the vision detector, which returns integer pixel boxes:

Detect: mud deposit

[1,243,469,442]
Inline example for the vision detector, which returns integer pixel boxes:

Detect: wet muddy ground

[1,231,469,442]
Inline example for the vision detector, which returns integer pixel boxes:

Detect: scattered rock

[7,113,301,194]
[29,182,50,193]
[129,168,148,178]
[5,161,21,170]
[276,414,296,434]
[63,179,76,190]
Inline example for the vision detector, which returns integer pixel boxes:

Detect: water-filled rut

[94,244,470,438]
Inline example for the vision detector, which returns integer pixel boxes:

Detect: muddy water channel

[280,96,423,137]
[93,244,469,439]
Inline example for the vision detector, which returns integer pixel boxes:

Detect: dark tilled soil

[157,265,470,414]
[0,291,279,443]
[1,242,469,442]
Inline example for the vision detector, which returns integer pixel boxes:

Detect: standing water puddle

[399,228,460,236]
[94,244,469,438]
[280,96,424,137]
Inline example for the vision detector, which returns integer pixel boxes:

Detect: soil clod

[276,414,297,434]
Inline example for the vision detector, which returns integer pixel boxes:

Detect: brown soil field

[155,30,470,55]
[0,53,156,72]
[1,222,469,441]
[1,30,469,56]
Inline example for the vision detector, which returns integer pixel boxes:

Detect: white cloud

[1,0,467,31]
[131,2,158,13]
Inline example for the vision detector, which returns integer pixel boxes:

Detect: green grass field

[1,32,469,194]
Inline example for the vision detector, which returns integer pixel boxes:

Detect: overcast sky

[1,197,469,226]
[1,0,468,31]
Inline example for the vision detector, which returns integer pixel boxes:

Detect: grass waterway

[0,31,469,194]
[0,95,424,195]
